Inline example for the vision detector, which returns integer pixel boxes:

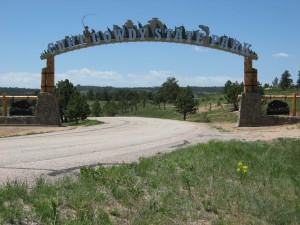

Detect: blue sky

[0,0,299,88]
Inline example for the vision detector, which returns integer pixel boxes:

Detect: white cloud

[272,53,290,58]
[178,75,241,87]
[194,46,208,53]
[0,72,40,88]
[0,68,239,88]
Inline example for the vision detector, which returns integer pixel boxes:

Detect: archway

[39,18,261,126]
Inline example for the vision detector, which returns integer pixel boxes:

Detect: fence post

[2,93,7,117]
[292,93,296,117]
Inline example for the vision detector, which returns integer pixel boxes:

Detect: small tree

[103,101,118,116]
[56,79,76,122]
[65,91,90,124]
[279,70,293,90]
[161,77,180,104]
[224,81,243,111]
[175,87,198,121]
[80,95,90,121]
[92,100,102,117]
[155,88,167,109]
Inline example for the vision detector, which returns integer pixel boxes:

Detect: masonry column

[41,55,55,93]
[244,57,257,93]
[36,55,60,125]
[238,57,262,126]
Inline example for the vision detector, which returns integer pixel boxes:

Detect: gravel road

[0,117,253,185]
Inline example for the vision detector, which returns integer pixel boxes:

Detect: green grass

[0,139,299,224]
[265,87,300,96]
[62,119,103,127]
[124,104,238,123]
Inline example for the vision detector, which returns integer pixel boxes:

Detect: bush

[9,100,33,116]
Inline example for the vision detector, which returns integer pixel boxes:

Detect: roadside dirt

[0,126,74,138]
[1,121,299,140]
[212,122,300,141]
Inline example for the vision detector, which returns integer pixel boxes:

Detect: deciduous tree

[224,81,243,111]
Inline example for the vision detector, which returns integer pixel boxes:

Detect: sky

[0,0,299,88]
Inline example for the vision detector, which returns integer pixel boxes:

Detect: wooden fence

[1,93,38,117]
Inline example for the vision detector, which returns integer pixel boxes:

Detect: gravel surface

[0,117,299,185]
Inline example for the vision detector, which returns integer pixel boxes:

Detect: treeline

[78,85,223,102]
[0,87,39,96]
[0,86,223,98]
[270,70,300,89]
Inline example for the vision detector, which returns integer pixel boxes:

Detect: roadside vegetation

[0,138,299,224]
[61,118,103,127]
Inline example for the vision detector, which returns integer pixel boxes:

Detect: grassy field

[0,139,299,224]
[122,94,238,123]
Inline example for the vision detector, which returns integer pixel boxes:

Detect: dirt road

[0,117,299,185]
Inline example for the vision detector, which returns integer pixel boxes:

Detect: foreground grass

[0,139,299,224]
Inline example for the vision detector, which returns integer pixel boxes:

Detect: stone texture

[0,116,36,125]
[35,92,61,126]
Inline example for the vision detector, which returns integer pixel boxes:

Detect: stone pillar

[2,93,7,117]
[41,56,55,93]
[244,57,257,93]
[238,93,262,126]
[239,57,262,126]
[35,92,61,126]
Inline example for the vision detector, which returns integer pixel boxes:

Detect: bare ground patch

[212,122,300,141]
[0,126,75,138]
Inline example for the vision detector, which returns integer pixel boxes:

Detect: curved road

[0,117,234,185]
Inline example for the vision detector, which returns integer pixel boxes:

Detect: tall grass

[0,139,299,224]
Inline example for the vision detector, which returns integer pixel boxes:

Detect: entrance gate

[5,18,298,126]
[39,18,261,126]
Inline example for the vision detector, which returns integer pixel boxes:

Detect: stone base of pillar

[35,93,61,126]
[238,93,300,126]
[238,93,262,126]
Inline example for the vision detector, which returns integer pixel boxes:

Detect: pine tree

[65,91,90,124]
[104,101,118,116]
[279,70,293,90]
[161,77,180,104]
[175,87,198,120]
[56,79,76,122]
[92,100,101,117]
